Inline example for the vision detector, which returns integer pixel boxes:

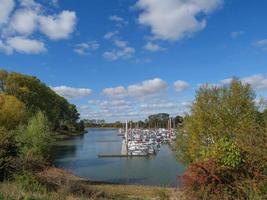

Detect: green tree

[177,79,267,199]
[0,70,83,133]
[17,112,52,162]
[0,94,27,130]
[177,79,259,162]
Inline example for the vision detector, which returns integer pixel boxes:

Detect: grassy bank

[0,167,183,200]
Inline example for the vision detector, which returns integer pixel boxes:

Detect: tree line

[84,114,183,129]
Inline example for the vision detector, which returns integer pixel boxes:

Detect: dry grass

[0,167,184,200]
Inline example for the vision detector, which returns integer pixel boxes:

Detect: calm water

[52,128,185,187]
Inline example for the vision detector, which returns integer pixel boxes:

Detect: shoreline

[53,130,87,140]
[39,166,183,199]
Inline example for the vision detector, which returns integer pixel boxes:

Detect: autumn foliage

[177,79,267,199]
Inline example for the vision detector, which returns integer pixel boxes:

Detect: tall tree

[177,79,259,162]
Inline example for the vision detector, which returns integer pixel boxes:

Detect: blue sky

[0,0,267,121]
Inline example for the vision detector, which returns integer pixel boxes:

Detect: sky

[0,0,267,122]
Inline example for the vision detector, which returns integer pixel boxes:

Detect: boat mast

[125,120,128,155]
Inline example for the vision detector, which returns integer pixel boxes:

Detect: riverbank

[0,166,184,200]
[53,129,88,140]
[84,127,121,129]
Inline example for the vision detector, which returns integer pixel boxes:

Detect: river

[52,128,185,187]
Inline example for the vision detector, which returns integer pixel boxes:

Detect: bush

[0,127,17,181]
[200,137,244,169]
[177,79,267,199]
[179,159,246,200]
[17,112,52,162]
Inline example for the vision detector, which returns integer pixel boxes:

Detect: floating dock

[98,154,148,158]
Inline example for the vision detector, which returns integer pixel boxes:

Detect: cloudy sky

[1,0,267,121]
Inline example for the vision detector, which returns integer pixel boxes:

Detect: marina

[109,119,177,157]
[52,128,185,186]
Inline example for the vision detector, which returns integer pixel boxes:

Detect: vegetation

[0,94,27,131]
[16,112,52,162]
[0,127,17,181]
[1,69,267,199]
[176,79,267,199]
[0,167,180,200]
[0,70,83,134]
[0,70,88,198]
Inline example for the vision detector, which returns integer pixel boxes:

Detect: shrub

[177,79,267,199]
[200,137,244,169]
[179,158,246,200]
[0,127,17,181]
[16,111,52,162]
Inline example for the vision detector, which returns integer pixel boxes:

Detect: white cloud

[0,0,77,55]
[9,9,38,35]
[0,0,15,24]
[220,78,232,85]
[80,97,187,121]
[143,42,165,52]
[140,101,177,110]
[89,99,132,111]
[104,31,119,40]
[254,39,267,46]
[74,41,100,55]
[103,78,168,99]
[19,0,40,7]
[174,80,190,92]
[114,39,127,48]
[109,15,128,26]
[102,86,127,98]
[52,86,92,99]
[181,101,192,107]
[221,74,267,91]
[103,48,135,61]
[241,75,267,90]
[3,37,46,54]
[39,10,77,40]
[128,78,167,97]
[0,40,12,54]
[135,0,223,41]
[253,39,267,51]
[103,39,135,61]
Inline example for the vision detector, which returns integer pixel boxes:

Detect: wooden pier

[98,154,149,158]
